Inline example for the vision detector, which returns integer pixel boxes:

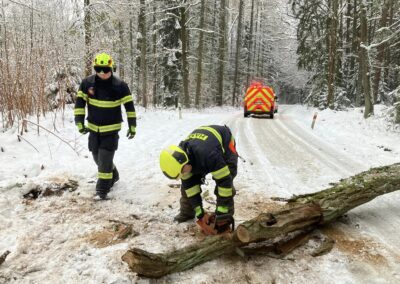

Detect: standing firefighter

[74,53,136,199]
[159,125,238,235]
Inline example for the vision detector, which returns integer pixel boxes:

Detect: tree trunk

[383,0,395,85]
[246,0,255,86]
[231,0,244,106]
[180,2,190,108]
[194,0,206,108]
[216,0,226,106]
[84,0,92,77]
[252,0,260,72]
[160,1,181,107]
[123,163,400,278]
[209,0,218,105]
[0,0,3,59]
[139,0,147,108]
[118,21,125,79]
[337,0,343,89]
[343,0,351,92]
[327,0,338,109]
[359,2,373,118]
[29,0,33,59]
[129,4,135,95]
[351,0,362,106]
[372,0,392,103]
[151,5,158,106]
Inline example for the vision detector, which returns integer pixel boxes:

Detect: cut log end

[122,249,171,278]
[235,225,250,243]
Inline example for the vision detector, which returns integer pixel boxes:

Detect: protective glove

[77,123,89,135]
[196,212,218,236]
[126,126,136,139]
[80,128,89,134]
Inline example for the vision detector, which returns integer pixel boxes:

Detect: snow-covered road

[1,105,400,283]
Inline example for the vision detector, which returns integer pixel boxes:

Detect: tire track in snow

[254,116,325,190]
[224,113,341,196]
[231,115,284,192]
[275,110,364,174]
[225,107,363,196]
[273,116,353,177]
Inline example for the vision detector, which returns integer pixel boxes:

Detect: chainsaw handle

[214,214,235,232]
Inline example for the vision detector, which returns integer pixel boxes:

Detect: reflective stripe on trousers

[92,149,115,191]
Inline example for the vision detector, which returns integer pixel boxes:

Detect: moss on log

[286,163,400,223]
[122,163,400,278]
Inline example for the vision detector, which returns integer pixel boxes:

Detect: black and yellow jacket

[74,74,136,135]
[179,125,238,218]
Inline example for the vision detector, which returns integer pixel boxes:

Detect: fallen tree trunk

[122,163,400,278]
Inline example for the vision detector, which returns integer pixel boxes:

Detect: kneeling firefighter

[159,125,238,235]
[74,53,137,199]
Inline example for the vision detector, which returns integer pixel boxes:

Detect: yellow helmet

[159,145,189,179]
[93,52,113,67]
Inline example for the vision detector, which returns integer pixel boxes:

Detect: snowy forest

[1,0,399,128]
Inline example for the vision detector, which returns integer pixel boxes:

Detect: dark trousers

[215,147,238,215]
[89,132,119,194]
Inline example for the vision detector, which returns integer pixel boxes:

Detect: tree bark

[351,0,362,106]
[209,0,218,105]
[160,1,181,107]
[151,5,158,106]
[84,0,92,77]
[139,0,147,108]
[216,0,227,106]
[232,0,244,107]
[327,0,338,109]
[372,0,392,103]
[129,4,135,94]
[180,2,190,108]
[118,21,125,79]
[245,0,255,86]
[122,163,400,278]
[359,2,373,118]
[194,0,206,108]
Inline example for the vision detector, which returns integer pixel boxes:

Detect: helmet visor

[94,66,112,74]
[171,149,188,165]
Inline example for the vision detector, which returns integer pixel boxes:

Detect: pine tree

[159,0,182,107]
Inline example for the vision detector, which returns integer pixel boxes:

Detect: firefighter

[74,52,136,200]
[159,125,238,235]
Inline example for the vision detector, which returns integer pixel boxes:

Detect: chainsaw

[213,214,235,233]
[197,213,235,235]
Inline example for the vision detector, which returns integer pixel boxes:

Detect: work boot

[111,167,119,187]
[174,212,195,223]
[174,188,195,222]
[96,188,109,200]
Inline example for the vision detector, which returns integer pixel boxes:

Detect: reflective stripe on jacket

[74,75,136,135]
[179,125,238,215]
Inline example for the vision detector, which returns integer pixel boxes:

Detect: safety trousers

[92,149,116,194]
[215,136,238,215]
[89,132,119,194]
